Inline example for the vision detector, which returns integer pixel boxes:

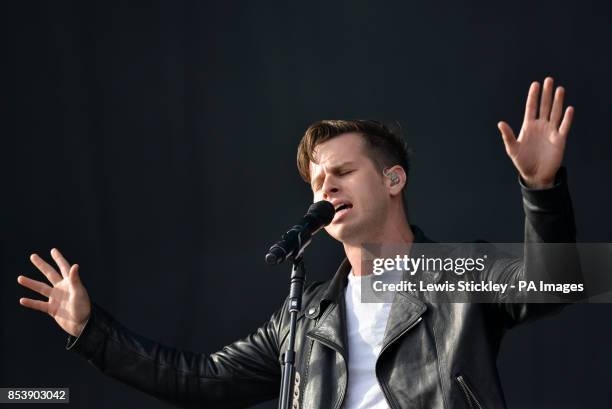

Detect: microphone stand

[278,255,306,409]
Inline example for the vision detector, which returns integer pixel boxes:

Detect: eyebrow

[310,161,357,189]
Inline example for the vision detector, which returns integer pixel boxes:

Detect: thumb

[497,121,518,156]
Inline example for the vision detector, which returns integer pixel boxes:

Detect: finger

[539,77,554,120]
[50,248,71,277]
[559,106,574,137]
[524,81,540,123]
[69,264,81,284]
[29,254,62,286]
[498,121,518,156]
[17,275,52,298]
[19,297,50,314]
[550,86,565,128]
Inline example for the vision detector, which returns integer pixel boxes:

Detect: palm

[498,77,574,188]
[510,119,564,180]
[47,278,90,333]
[18,249,91,337]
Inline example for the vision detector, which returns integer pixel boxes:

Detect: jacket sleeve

[65,299,285,408]
[487,166,584,327]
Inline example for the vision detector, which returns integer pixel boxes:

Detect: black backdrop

[3,1,612,408]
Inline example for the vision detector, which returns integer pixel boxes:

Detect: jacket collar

[306,225,431,355]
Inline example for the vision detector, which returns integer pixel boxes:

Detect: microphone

[265,200,335,264]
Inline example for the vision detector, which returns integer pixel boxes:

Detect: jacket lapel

[380,290,427,351]
[306,258,350,358]
[380,225,432,350]
[306,302,348,358]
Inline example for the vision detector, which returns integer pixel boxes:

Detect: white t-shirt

[341,270,399,409]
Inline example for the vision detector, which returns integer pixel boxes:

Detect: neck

[344,215,414,277]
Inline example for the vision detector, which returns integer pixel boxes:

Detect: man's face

[309,132,391,245]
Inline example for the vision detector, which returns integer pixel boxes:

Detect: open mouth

[335,203,352,212]
[333,202,353,221]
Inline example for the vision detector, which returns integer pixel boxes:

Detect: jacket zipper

[456,374,485,409]
[376,316,423,409]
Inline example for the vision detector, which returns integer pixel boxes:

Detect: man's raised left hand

[498,77,574,189]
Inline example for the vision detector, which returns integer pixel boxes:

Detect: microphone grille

[306,200,335,226]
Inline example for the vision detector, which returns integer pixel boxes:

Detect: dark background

[2,1,612,408]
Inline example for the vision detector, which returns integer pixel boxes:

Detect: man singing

[18,77,580,408]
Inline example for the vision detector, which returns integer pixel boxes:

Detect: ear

[383,165,407,196]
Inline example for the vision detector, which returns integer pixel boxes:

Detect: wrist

[71,315,90,338]
[521,175,555,189]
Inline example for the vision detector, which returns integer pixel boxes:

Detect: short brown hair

[296,120,411,184]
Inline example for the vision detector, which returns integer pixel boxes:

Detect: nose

[321,176,339,200]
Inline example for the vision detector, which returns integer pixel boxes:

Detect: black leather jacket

[66,168,580,409]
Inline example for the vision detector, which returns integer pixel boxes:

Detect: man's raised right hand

[17,248,91,338]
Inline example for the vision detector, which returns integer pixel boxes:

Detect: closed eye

[311,168,355,192]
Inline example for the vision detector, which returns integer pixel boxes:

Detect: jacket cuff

[519,167,569,211]
[65,303,108,359]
